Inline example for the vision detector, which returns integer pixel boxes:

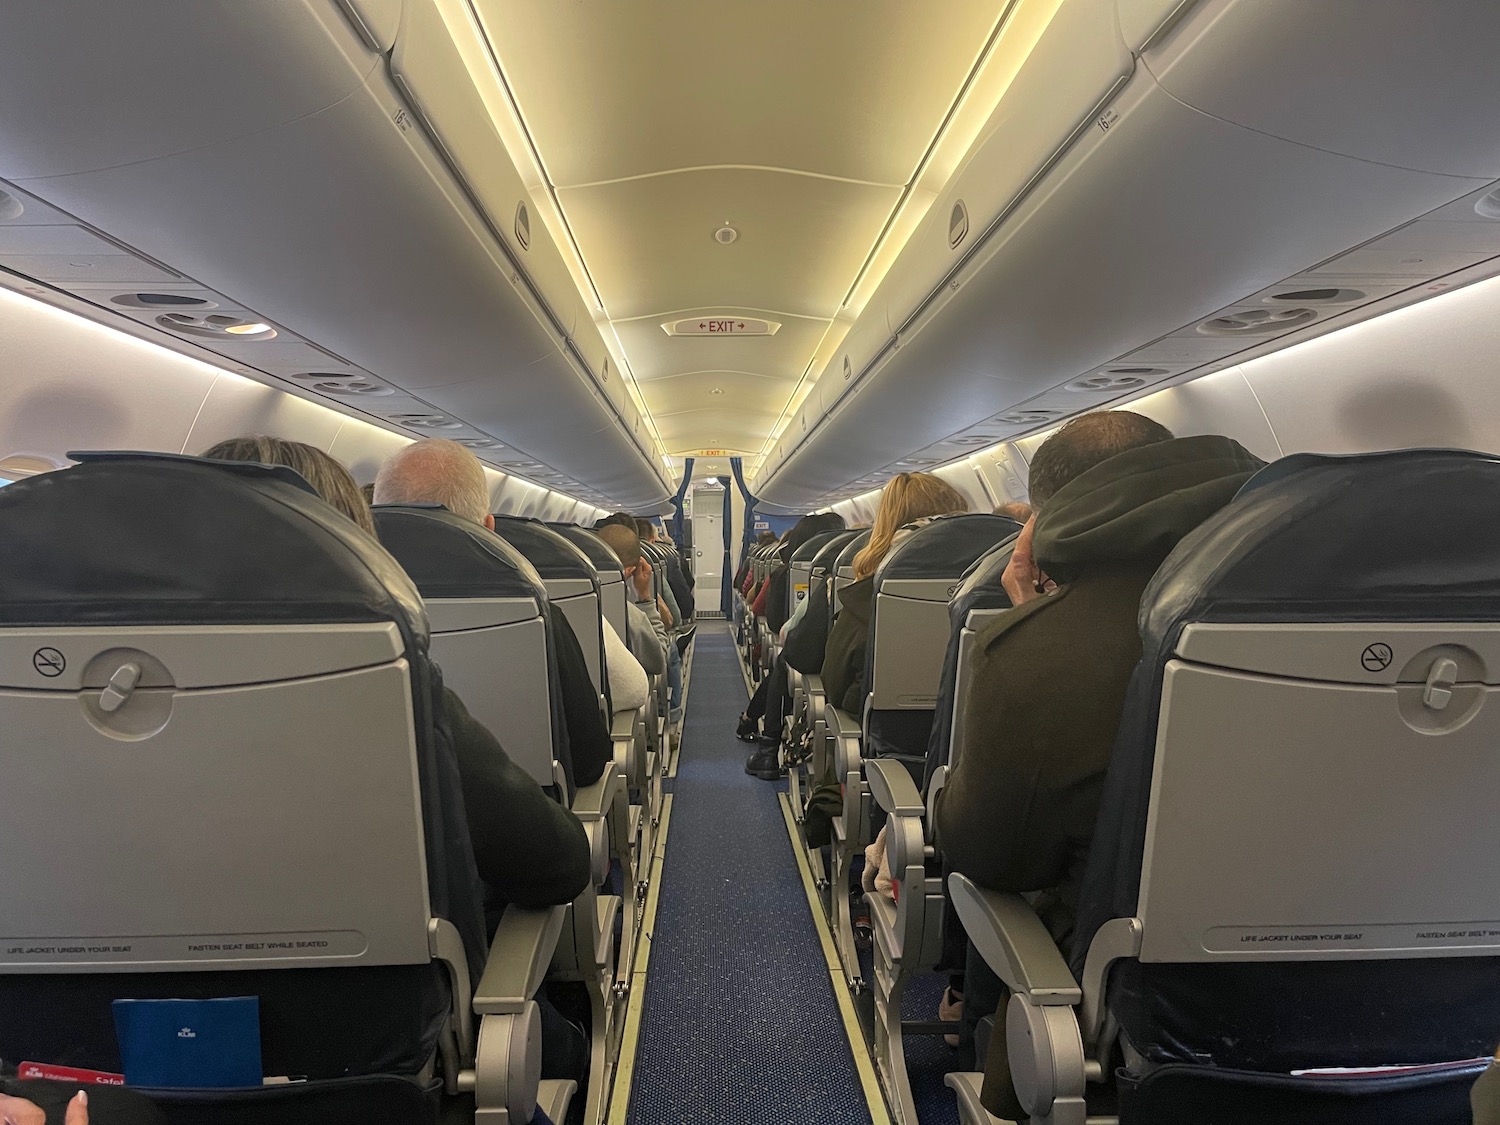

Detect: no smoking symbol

[1361,643,1393,672]
[33,647,66,677]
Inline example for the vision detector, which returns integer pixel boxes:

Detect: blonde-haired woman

[821,471,968,714]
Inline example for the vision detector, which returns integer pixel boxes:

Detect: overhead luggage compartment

[0,0,670,508]
[754,0,1500,508]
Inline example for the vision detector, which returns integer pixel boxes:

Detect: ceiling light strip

[457,0,669,472]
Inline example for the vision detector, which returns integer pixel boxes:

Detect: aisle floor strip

[778,792,894,1125]
[607,793,676,1125]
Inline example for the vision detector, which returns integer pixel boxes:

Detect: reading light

[223,321,273,335]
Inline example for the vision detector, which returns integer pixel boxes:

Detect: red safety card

[17,1061,126,1085]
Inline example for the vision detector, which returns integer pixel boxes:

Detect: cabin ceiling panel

[612,311,829,382]
[558,170,900,321]
[476,0,1006,187]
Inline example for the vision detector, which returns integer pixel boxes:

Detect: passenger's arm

[443,688,592,907]
[783,581,831,673]
[602,619,648,713]
[625,604,667,676]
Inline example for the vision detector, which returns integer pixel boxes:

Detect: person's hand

[1001,516,1056,606]
[630,556,654,601]
[1,1089,88,1125]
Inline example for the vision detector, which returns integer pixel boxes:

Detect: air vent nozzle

[1198,307,1317,336]
[292,372,394,398]
[157,313,275,339]
[388,413,462,430]
[999,409,1061,426]
[1067,374,1147,392]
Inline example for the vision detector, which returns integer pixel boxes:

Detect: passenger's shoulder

[974,583,1074,650]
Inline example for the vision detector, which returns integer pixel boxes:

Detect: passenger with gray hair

[374,438,616,789]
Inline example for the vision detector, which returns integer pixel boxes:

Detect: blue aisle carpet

[626,629,875,1125]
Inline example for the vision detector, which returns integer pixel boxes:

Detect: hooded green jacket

[934,435,1264,946]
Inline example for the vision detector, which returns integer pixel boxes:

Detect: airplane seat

[828,514,1017,1125]
[949,449,1500,1125]
[550,524,629,646]
[0,453,565,1125]
[491,517,609,710]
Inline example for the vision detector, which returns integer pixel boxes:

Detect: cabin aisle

[623,627,876,1124]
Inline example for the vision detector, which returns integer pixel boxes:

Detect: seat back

[375,506,559,788]
[788,530,844,615]
[0,453,483,1095]
[493,517,607,701]
[864,514,1020,765]
[1076,450,1500,1097]
[923,536,1017,792]
[831,530,872,612]
[550,524,629,646]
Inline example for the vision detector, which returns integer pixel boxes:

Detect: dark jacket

[662,550,695,620]
[548,606,611,789]
[935,435,1263,946]
[821,575,874,715]
[444,687,592,909]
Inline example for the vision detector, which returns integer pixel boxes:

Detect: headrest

[790,530,844,565]
[373,506,548,602]
[835,530,873,572]
[550,524,626,576]
[948,534,1021,625]
[492,516,597,582]
[875,513,1022,584]
[0,452,426,637]
[1142,448,1500,648]
[809,530,861,575]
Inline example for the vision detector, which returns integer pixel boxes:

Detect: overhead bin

[0,0,669,508]
[755,0,1500,508]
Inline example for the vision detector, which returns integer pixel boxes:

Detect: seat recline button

[1422,657,1459,711]
[99,661,143,713]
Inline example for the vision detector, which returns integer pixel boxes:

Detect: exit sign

[662,317,781,337]
[697,449,728,456]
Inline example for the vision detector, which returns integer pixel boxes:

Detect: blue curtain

[669,457,694,549]
[718,475,733,616]
[728,456,759,578]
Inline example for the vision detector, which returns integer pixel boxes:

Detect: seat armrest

[572,765,619,822]
[866,758,923,816]
[609,708,636,741]
[827,704,863,778]
[948,874,1081,1006]
[826,704,861,739]
[473,905,567,1015]
[926,764,947,823]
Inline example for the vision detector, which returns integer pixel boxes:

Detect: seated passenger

[204,436,592,911]
[374,439,614,790]
[932,412,1262,1118]
[637,517,695,623]
[594,522,669,679]
[821,473,969,715]
[738,512,846,779]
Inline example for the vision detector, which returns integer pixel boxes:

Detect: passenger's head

[201,435,374,535]
[360,482,376,505]
[1027,411,1174,509]
[373,439,494,530]
[994,500,1033,523]
[596,522,642,572]
[784,512,846,557]
[853,472,969,580]
[595,511,637,531]
[634,517,657,542]
[755,530,777,546]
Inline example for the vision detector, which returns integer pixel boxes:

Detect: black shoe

[735,713,759,742]
[745,745,784,781]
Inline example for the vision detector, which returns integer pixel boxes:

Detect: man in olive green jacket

[934,411,1263,1118]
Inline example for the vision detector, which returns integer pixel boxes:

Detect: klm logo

[177,1028,197,1039]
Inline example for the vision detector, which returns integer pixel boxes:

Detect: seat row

[739,444,1500,1125]
[0,449,687,1125]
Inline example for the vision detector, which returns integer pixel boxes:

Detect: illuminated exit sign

[662,317,781,337]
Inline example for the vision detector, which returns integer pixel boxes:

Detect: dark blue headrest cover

[374,506,548,603]
[0,452,426,638]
